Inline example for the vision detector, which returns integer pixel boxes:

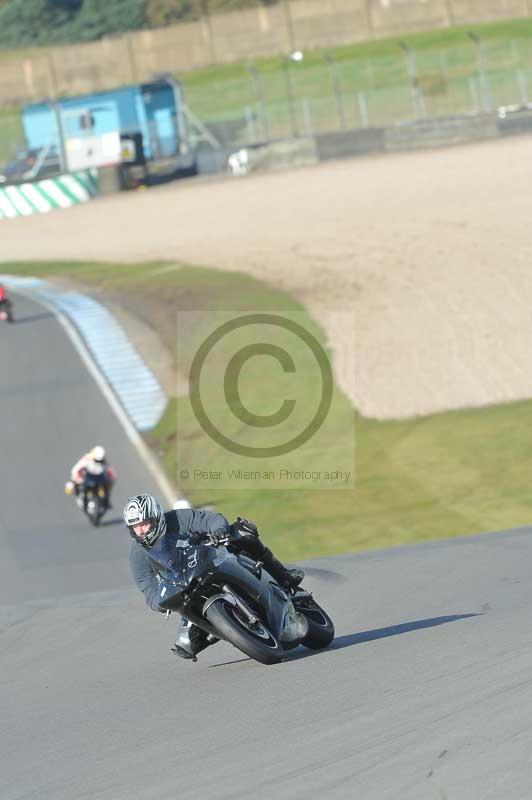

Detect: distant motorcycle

[81,472,109,526]
[149,532,335,665]
[65,470,110,527]
[0,300,13,323]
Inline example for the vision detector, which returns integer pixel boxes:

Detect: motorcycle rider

[65,445,116,510]
[124,493,304,661]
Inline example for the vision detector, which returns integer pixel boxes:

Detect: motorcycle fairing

[147,537,307,644]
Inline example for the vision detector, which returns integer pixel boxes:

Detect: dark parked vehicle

[0,147,61,185]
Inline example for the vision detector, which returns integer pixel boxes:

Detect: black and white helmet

[123,494,166,548]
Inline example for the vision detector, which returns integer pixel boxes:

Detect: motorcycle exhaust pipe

[203,587,259,626]
[221,585,260,625]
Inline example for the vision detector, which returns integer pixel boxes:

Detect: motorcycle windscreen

[146,537,216,584]
[147,538,187,583]
[148,539,217,610]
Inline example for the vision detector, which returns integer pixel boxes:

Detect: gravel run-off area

[2,135,532,419]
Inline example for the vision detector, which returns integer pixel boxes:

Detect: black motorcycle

[81,471,109,527]
[148,532,335,665]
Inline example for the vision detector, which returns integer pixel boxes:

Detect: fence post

[510,39,522,70]
[399,41,425,117]
[322,53,346,130]
[244,106,256,143]
[467,31,492,113]
[47,52,59,98]
[125,34,138,83]
[366,60,375,89]
[468,76,480,111]
[443,0,455,27]
[200,7,216,65]
[517,69,528,104]
[283,59,297,137]
[302,99,313,136]
[357,92,369,128]
[365,0,375,39]
[283,0,296,53]
[246,63,269,142]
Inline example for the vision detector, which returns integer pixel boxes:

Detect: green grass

[181,17,532,92]
[3,259,532,561]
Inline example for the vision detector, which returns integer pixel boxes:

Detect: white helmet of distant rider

[91,445,106,463]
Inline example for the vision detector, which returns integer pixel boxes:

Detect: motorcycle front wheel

[205,598,285,665]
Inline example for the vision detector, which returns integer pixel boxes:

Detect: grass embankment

[4,259,532,559]
[183,16,532,94]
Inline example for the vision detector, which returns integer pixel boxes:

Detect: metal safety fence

[182,36,532,149]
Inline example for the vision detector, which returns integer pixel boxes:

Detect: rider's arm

[129,544,164,612]
[70,454,89,482]
[176,508,230,537]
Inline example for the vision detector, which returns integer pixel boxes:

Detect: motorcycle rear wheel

[85,498,103,527]
[205,598,285,665]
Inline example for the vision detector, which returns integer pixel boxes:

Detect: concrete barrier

[315,128,386,160]
[384,114,500,151]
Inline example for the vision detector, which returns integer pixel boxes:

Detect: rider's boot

[261,547,305,591]
[171,618,218,661]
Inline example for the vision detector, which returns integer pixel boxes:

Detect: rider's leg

[74,481,84,509]
[234,534,304,590]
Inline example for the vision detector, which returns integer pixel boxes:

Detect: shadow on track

[209,656,251,668]
[207,615,482,668]
[303,567,347,583]
[286,613,482,662]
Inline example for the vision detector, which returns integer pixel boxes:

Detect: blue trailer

[22,77,195,175]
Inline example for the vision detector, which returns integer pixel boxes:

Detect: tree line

[0,0,279,48]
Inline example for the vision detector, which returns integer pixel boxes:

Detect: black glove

[188,532,209,545]
[230,517,259,538]
[206,529,229,546]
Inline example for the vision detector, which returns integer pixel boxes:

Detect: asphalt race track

[0,293,163,609]
[3,293,532,799]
